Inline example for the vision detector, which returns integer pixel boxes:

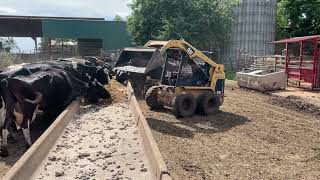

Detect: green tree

[0,37,18,52]
[127,0,237,50]
[39,38,50,52]
[0,38,19,67]
[276,1,289,39]
[277,0,320,38]
[114,15,126,21]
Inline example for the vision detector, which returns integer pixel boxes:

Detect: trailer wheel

[172,93,196,118]
[197,92,220,116]
[145,86,163,110]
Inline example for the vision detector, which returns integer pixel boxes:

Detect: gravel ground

[31,103,151,180]
[139,81,320,180]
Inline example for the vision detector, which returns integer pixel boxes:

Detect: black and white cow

[55,59,110,85]
[0,64,110,157]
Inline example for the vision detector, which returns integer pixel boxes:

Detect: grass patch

[225,71,236,80]
[0,52,21,68]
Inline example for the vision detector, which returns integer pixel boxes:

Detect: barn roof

[0,15,104,21]
[0,15,132,50]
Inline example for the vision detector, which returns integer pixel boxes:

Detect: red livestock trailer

[272,35,320,89]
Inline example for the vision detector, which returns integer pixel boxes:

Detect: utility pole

[32,37,38,60]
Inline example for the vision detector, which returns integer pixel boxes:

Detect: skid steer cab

[114,40,225,117]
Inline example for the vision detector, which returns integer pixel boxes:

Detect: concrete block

[127,82,171,180]
[236,70,286,92]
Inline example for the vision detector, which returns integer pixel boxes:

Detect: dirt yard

[139,81,320,180]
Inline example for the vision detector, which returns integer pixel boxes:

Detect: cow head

[115,70,128,84]
[85,79,111,103]
[102,65,113,80]
[93,66,109,85]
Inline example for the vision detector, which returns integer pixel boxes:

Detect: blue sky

[0,0,132,52]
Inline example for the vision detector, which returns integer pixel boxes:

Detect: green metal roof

[42,19,132,50]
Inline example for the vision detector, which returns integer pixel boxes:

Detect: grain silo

[222,0,277,70]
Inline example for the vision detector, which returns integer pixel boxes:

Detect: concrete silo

[222,0,277,70]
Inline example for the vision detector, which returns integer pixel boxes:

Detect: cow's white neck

[72,61,78,69]
[7,64,23,72]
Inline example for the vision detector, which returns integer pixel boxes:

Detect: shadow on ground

[146,110,250,139]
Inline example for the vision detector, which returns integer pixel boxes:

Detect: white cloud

[0,0,131,18]
[0,7,18,14]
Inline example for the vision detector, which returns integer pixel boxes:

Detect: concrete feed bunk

[4,81,170,180]
[236,70,286,92]
[31,103,152,179]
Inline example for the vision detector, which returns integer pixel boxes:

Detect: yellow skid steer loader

[114,40,225,117]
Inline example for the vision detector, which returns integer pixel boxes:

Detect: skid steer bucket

[114,47,165,78]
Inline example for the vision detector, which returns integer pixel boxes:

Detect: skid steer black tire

[145,86,163,110]
[144,79,159,97]
[172,93,196,118]
[197,92,220,116]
